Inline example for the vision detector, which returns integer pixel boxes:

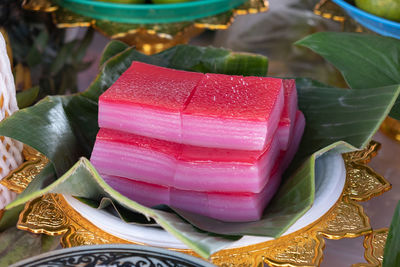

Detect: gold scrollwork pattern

[342,141,391,202]
[0,145,49,194]
[14,141,389,266]
[353,228,388,267]
[17,194,69,234]
[318,198,370,238]
[22,0,268,55]
[64,226,112,246]
[343,141,380,165]
[17,194,136,248]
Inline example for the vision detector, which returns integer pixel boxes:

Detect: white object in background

[0,33,24,209]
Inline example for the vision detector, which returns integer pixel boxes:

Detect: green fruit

[355,0,400,21]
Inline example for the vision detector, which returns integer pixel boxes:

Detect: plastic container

[332,0,400,39]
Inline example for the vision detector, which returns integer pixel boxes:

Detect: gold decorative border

[14,141,391,266]
[0,145,49,194]
[353,228,388,267]
[22,0,268,55]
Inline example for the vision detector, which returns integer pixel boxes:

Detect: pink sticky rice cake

[99,61,203,143]
[277,79,298,151]
[91,128,281,193]
[93,61,305,222]
[91,111,305,222]
[181,74,284,150]
[101,169,281,222]
[99,62,285,150]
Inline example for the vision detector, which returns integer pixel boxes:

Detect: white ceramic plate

[65,152,346,249]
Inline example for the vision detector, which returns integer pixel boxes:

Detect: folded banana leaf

[296,32,400,120]
[0,43,399,258]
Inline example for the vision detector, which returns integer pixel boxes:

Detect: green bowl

[54,0,247,24]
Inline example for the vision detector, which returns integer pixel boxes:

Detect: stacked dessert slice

[91,61,305,222]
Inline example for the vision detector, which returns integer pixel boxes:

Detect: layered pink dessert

[95,113,304,222]
[181,74,284,150]
[99,62,203,142]
[277,79,298,151]
[99,62,284,150]
[280,111,305,172]
[91,128,281,193]
[102,169,281,222]
[92,61,305,222]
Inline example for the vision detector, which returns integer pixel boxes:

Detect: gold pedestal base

[5,141,391,266]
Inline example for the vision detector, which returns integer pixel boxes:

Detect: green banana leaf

[0,206,24,232]
[99,40,129,67]
[383,200,400,267]
[0,43,399,258]
[295,32,400,119]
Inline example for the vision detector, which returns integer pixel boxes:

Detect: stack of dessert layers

[91,61,305,222]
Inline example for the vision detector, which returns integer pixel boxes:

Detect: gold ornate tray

[22,0,268,55]
[0,145,49,194]
[3,141,391,266]
[353,228,389,267]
